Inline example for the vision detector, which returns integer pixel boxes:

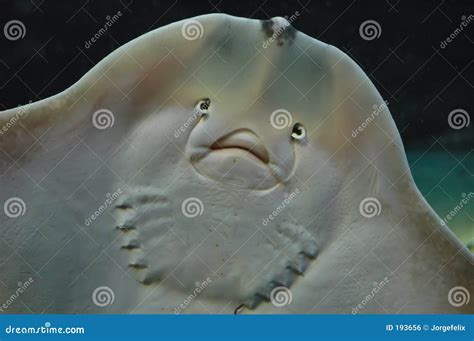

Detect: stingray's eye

[291,123,306,141]
[196,98,211,115]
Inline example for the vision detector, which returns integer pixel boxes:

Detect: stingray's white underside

[0,14,472,314]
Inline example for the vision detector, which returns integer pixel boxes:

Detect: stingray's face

[114,15,361,305]
[186,99,302,191]
[181,19,336,192]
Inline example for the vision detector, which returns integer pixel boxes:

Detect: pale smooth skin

[0,14,472,314]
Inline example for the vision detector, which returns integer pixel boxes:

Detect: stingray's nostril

[291,123,306,141]
[196,98,211,114]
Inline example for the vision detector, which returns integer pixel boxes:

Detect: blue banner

[0,314,472,340]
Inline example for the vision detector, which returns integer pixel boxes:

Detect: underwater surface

[408,148,473,251]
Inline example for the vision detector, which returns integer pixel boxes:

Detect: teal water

[407,149,473,251]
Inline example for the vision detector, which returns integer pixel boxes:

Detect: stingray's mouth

[209,129,270,164]
[186,128,290,190]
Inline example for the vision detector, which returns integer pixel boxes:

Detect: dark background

[0,0,473,147]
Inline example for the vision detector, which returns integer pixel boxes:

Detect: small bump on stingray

[115,204,133,210]
[129,262,148,269]
[121,239,140,250]
[116,224,136,232]
[260,18,297,47]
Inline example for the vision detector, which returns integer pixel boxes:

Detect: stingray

[0,14,472,314]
